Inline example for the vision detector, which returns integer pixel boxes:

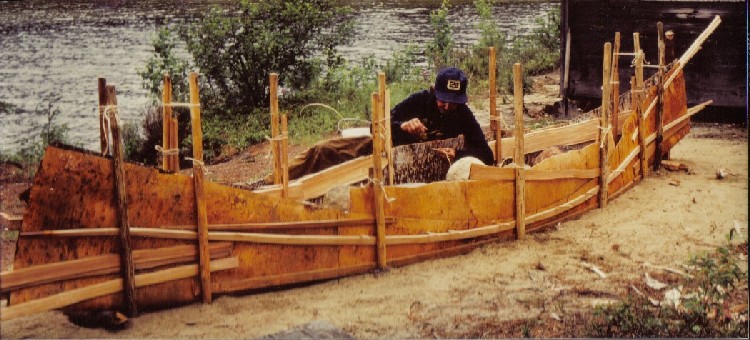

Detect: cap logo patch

[446,79,461,91]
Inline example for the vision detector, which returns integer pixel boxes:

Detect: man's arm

[390,90,429,146]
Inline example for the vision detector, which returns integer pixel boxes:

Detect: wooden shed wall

[560,0,746,112]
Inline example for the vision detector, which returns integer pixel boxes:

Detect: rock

[259,320,354,339]
[716,168,728,179]
[446,157,484,181]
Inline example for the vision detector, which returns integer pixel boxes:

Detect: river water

[0,0,557,154]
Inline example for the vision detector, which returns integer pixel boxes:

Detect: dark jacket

[389,89,494,165]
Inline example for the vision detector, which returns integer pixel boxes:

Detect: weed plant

[587,233,749,338]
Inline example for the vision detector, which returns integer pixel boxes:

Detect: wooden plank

[525,186,598,225]
[1,243,232,293]
[386,223,513,245]
[105,85,138,318]
[97,77,108,155]
[513,63,526,240]
[0,257,239,321]
[371,89,387,269]
[598,43,612,209]
[470,164,598,181]
[214,263,375,294]
[188,72,212,304]
[489,46,501,164]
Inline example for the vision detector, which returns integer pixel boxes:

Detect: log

[633,32,644,90]
[189,72,212,304]
[0,257,239,321]
[384,89,394,185]
[1,243,232,293]
[106,85,138,318]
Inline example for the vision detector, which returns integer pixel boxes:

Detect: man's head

[434,67,468,112]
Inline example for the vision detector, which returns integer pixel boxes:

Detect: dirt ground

[0,121,746,338]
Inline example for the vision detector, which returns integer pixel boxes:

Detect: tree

[180,0,354,118]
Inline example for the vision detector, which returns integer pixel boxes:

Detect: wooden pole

[269,73,281,184]
[611,32,621,143]
[188,72,212,304]
[97,77,108,155]
[105,85,138,318]
[512,63,525,240]
[489,46,501,165]
[633,33,644,89]
[377,72,394,185]
[371,91,387,269]
[632,75,648,179]
[281,114,289,198]
[655,22,666,168]
[162,74,173,171]
[384,89,394,185]
[563,28,572,117]
[599,43,612,208]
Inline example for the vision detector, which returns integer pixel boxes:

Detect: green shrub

[587,236,748,338]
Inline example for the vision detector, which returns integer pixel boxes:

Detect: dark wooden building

[559,0,746,122]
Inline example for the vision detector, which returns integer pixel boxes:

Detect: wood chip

[644,272,668,290]
[581,261,607,279]
[662,160,688,172]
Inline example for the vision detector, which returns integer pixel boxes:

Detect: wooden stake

[371,91,387,269]
[633,33,644,89]
[97,77,108,155]
[563,28,572,117]
[105,85,138,318]
[384,89,394,185]
[489,47,501,165]
[611,32,621,143]
[188,72,212,304]
[269,73,281,185]
[281,114,289,198]
[162,74,174,171]
[599,43,612,208]
[632,76,648,179]
[512,63,525,240]
[654,22,666,169]
[377,72,394,185]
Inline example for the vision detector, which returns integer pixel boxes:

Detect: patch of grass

[587,233,748,338]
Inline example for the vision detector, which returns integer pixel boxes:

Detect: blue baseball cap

[434,67,468,104]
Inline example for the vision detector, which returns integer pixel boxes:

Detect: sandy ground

[0,123,746,338]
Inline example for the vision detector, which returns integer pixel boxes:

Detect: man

[265,67,493,184]
[390,67,493,165]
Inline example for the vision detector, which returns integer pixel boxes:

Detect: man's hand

[433,147,456,162]
[400,118,428,139]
